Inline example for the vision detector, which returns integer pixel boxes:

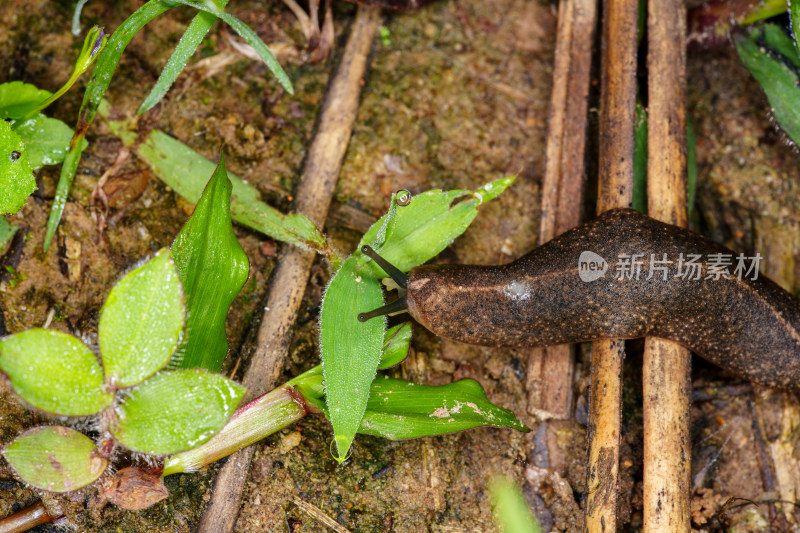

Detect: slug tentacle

[404,208,800,388]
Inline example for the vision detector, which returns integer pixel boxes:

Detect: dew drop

[395,189,411,206]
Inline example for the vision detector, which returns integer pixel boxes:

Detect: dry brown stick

[643,0,691,531]
[0,502,54,533]
[196,6,382,533]
[584,0,638,530]
[526,0,597,421]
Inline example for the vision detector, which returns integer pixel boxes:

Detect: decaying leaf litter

[1,0,800,531]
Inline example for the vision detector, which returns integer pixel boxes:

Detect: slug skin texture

[405,208,800,388]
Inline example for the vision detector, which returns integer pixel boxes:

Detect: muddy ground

[1,0,799,531]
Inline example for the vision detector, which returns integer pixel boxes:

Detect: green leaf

[0,120,35,215]
[136,129,327,250]
[792,0,800,56]
[0,218,17,252]
[3,426,108,492]
[380,322,412,369]
[321,257,385,461]
[0,329,112,416]
[139,2,229,114]
[13,114,87,171]
[111,369,245,455]
[736,28,800,144]
[320,179,513,461]
[490,476,543,533]
[632,101,647,214]
[166,0,293,95]
[762,23,800,68]
[358,176,516,276]
[171,155,249,371]
[99,249,185,387]
[357,376,529,440]
[44,0,176,251]
[0,82,52,120]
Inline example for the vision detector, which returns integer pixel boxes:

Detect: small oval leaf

[3,426,107,492]
[99,249,185,387]
[0,329,112,416]
[111,370,245,455]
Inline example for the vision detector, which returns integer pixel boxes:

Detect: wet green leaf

[0,81,51,120]
[13,114,87,171]
[357,376,529,440]
[321,257,385,461]
[736,27,800,144]
[136,130,326,251]
[111,370,245,455]
[0,329,112,416]
[3,426,107,492]
[99,250,184,387]
[490,476,543,533]
[171,155,249,372]
[0,120,35,215]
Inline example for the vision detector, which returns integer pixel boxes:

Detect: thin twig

[196,6,382,533]
[643,0,691,530]
[585,0,638,530]
[292,496,353,533]
[526,0,597,421]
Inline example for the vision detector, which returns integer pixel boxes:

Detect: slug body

[404,208,800,388]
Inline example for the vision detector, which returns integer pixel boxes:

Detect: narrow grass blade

[632,102,647,214]
[171,154,249,371]
[736,27,800,145]
[165,0,293,94]
[44,0,175,250]
[136,129,327,251]
[139,2,229,114]
[357,376,529,440]
[3,426,107,492]
[0,218,17,252]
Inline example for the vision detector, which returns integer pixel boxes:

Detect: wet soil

[0,0,799,531]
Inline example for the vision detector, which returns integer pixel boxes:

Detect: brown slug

[359,208,800,388]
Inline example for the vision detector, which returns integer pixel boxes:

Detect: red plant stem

[0,502,55,533]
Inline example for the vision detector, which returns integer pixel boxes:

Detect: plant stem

[0,502,55,533]
[162,385,311,476]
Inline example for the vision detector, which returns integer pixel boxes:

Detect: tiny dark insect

[342,0,441,10]
[9,151,20,162]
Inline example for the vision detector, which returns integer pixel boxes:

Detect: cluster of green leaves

[0,26,105,217]
[318,177,528,461]
[44,0,294,251]
[0,158,249,492]
[736,19,800,146]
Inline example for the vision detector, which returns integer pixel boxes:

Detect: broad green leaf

[762,23,800,68]
[0,329,112,416]
[736,28,800,144]
[44,0,176,251]
[111,370,245,455]
[3,426,107,492]
[171,155,249,371]
[0,82,52,120]
[490,476,543,533]
[13,114,87,170]
[321,179,513,461]
[99,249,185,387]
[139,1,230,114]
[166,0,293,95]
[321,257,385,460]
[0,120,35,215]
[0,218,17,252]
[357,376,529,440]
[358,176,516,276]
[135,130,326,251]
